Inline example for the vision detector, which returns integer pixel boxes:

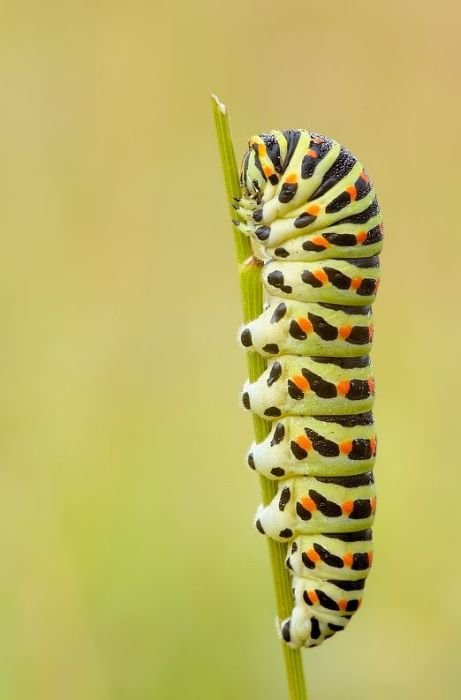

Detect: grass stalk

[212,94,308,700]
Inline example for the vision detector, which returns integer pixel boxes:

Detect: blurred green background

[1,1,460,698]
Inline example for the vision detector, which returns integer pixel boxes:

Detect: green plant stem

[212,94,308,700]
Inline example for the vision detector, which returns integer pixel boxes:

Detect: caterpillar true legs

[236,130,382,648]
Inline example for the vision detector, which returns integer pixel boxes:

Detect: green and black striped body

[236,130,382,648]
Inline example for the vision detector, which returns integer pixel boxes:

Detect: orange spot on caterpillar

[356,230,367,244]
[350,277,362,290]
[339,325,352,339]
[263,165,273,177]
[370,436,377,455]
[368,552,374,566]
[306,547,320,562]
[307,149,318,158]
[292,374,310,392]
[370,497,377,514]
[338,598,348,611]
[307,590,319,605]
[343,552,353,567]
[340,440,353,455]
[301,498,317,513]
[360,170,369,183]
[337,380,350,396]
[298,317,313,333]
[258,143,267,157]
[297,435,313,451]
[312,269,328,284]
[368,324,374,341]
[342,500,354,516]
[375,279,381,292]
[285,173,297,184]
[368,378,375,394]
[346,185,357,200]
[312,235,330,248]
[307,204,321,215]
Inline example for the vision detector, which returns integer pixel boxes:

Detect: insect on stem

[211,94,308,700]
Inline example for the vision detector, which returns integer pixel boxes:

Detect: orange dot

[375,279,381,292]
[346,185,357,200]
[306,547,320,561]
[368,552,374,566]
[340,440,353,455]
[339,325,352,339]
[263,165,273,177]
[297,435,313,451]
[258,143,267,156]
[312,235,330,248]
[285,173,298,184]
[370,436,377,454]
[307,204,321,215]
[338,598,348,611]
[301,498,317,513]
[350,277,362,290]
[307,590,319,605]
[292,374,309,391]
[298,317,313,333]
[342,500,354,516]
[368,324,374,341]
[337,380,351,396]
[343,552,353,567]
[356,230,367,244]
[368,377,375,394]
[370,497,377,514]
[307,149,318,158]
[313,269,328,284]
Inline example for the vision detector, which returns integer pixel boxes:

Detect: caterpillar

[234,129,382,648]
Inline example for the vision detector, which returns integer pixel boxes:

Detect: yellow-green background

[1,1,460,698]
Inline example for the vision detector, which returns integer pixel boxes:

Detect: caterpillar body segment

[236,129,382,648]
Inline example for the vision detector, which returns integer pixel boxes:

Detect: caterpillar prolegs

[235,130,382,648]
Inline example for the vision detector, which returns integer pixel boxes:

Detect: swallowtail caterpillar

[235,130,382,648]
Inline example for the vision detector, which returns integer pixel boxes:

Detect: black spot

[308,312,338,341]
[252,209,263,222]
[290,441,308,460]
[264,406,282,417]
[349,438,373,460]
[262,343,279,354]
[296,502,312,521]
[289,320,307,340]
[357,278,377,296]
[318,302,371,316]
[240,328,253,347]
[281,620,291,642]
[271,467,285,477]
[352,553,371,570]
[303,591,314,606]
[365,225,383,245]
[242,392,251,410]
[294,213,317,229]
[301,368,337,399]
[270,302,287,323]
[325,191,352,213]
[279,182,298,203]
[313,543,344,568]
[279,528,293,539]
[315,472,373,488]
[271,423,285,446]
[328,623,345,632]
[267,270,292,294]
[268,173,279,186]
[314,412,373,428]
[301,552,316,569]
[287,380,305,401]
[346,599,360,612]
[309,146,356,196]
[255,225,270,241]
[301,269,323,287]
[302,239,328,252]
[291,541,298,553]
[310,617,321,640]
[346,379,371,401]
[323,232,357,247]
[337,198,380,225]
[255,519,265,534]
[347,326,370,345]
[274,247,289,258]
[305,428,339,457]
[316,589,340,611]
[247,453,255,470]
[355,174,372,200]
[348,255,380,269]
[278,487,291,511]
[349,499,373,519]
[282,129,302,168]
[267,361,282,387]
[309,489,342,518]
[324,266,351,290]
[312,355,370,369]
